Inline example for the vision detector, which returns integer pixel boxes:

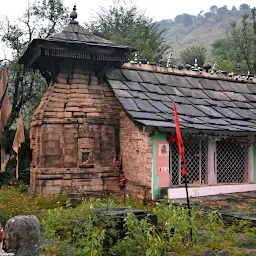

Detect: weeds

[0,187,255,255]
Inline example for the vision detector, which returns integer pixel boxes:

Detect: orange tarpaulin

[12,115,25,179]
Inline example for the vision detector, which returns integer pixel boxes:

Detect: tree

[174,15,183,24]
[0,0,68,128]
[212,8,256,73]
[216,6,229,15]
[239,4,250,10]
[204,12,214,19]
[182,14,193,26]
[231,6,237,12]
[180,44,207,67]
[210,5,218,14]
[89,0,170,62]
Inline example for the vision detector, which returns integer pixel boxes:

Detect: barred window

[171,138,208,186]
[216,139,249,184]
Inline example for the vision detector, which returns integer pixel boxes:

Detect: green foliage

[212,8,256,73]
[112,213,163,256]
[0,0,68,129]
[89,0,170,62]
[180,44,207,67]
[0,187,254,255]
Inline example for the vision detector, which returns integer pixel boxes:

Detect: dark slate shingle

[186,77,204,89]
[158,84,176,95]
[123,81,145,91]
[148,100,173,113]
[129,91,149,99]
[136,119,176,128]
[168,75,193,88]
[117,97,140,111]
[247,83,256,94]
[137,70,159,84]
[105,68,126,80]
[223,91,247,102]
[121,69,143,82]
[140,83,165,94]
[198,78,222,91]
[186,98,210,105]
[145,93,171,102]
[195,105,224,118]
[114,89,132,98]
[203,90,230,101]
[108,80,128,90]
[204,99,225,107]
[134,98,159,112]
[212,106,243,119]
[127,111,164,120]
[177,104,206,117]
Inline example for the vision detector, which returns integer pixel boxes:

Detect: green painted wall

[152,133,168,199]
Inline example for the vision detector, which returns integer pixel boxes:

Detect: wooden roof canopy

[19,5,135,81]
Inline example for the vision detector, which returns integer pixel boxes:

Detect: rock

[4,215,40,256]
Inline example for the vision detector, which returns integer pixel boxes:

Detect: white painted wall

[168,184,256,199]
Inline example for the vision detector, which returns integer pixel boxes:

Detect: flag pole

[16,151,19,180]
[184,174,192,240]
[172,101,193,240]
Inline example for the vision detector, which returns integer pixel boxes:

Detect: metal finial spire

[166,53,172,68]
[70,4,77,21]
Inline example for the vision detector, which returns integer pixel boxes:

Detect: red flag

[0,64,12,133]
[173,101,187,176]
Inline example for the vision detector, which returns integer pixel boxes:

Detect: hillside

[158,7,252,61]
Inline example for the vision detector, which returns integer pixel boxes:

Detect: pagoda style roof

[107,63,256,135]
[47,21,117,46]
[19,11,135,69]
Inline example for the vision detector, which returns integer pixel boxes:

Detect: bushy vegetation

[40,198,256,256]
[0,186,254,256]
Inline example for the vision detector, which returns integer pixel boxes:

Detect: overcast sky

[0,0,255,60]
[1,0,255,22]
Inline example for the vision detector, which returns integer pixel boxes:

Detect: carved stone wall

[30,63,121,196]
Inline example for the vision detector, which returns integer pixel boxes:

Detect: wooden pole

[16,151,19,180]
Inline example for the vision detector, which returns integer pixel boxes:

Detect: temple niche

[19,6,134,196]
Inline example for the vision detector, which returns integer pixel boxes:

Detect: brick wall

[119,111,152,199]
[30,63,120,196]
[30,62,153,198]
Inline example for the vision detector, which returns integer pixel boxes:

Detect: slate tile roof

[106,63,256,134]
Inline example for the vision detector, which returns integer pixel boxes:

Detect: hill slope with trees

[158,4,253,59]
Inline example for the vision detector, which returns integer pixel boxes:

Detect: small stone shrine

[19,6,134,196]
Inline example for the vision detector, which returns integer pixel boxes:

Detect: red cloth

[173,101,187,176]
[0,64,12,133]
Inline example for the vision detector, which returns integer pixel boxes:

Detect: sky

[1,0,256,22]
[0,0,255,60]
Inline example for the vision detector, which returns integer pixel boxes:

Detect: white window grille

[216,139,249,184]
[171,138,208,186]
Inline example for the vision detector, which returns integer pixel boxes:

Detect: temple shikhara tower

[19,7,134,196]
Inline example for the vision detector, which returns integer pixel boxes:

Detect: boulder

[4,215,40,256]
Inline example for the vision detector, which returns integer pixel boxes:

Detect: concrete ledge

[168,184,256,199]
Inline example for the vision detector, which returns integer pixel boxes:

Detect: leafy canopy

[0,0,68,129]
[211,8,256,73]
[88,0,170,62]
[180,44,207,67]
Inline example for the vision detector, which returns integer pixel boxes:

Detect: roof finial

[70,4,78,22]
